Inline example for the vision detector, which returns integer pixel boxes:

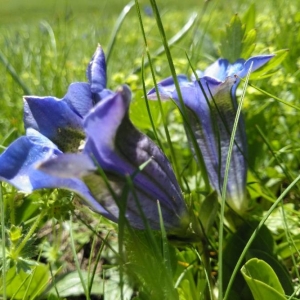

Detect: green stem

[13,210,45,259]
[9,193,15,225]
[135,0,182,185]
[0,182,6,300]
[192,242,214,300]
[0,50,31,95]
[106,1,135,65]
[218,65,252,299]
[223,173,300,300]
[69,216,90,300]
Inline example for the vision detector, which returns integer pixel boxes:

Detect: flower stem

[9,193,15,225]
[193,243,214,300]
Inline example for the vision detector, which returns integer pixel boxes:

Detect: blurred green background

[1,1,300,299]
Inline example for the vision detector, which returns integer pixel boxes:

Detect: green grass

[1,0,300,299]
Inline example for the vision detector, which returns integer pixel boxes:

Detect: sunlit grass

[0,0,300,299]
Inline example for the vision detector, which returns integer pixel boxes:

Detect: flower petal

[82,85,188,230]
[39,150,188,231]
[147,54,274,214]
[38,153,96,178]
[206,78,247,211]
[63,82,93,117]
[159,76,247,212]
[36,152,115,219]
[226,59,245,77]
[86,45,107,97]
[203,59,230,81]
[238,54,274,78]
[0,128,114,220]
[0,129,67,191]
[23,96,85,152]
[0,129,56,192]
[147,75,190,100]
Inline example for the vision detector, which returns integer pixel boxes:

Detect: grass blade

[218,63,253,299]
[0,183,6,300]
[106,1,135,65]
[0,50,31,95]
[69,215,90,300]
[223,173,300,300]
[133,12,197,73]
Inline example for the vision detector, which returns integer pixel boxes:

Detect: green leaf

[241,258,286,300]
[247,249,293,294]
[42,271,103,297]
[130,92,162,130]
[222,221,276,298]
[1,264,49,298]
[219,13,259,61]
[242,4,256,34]
[219,14,245,62]
[241,29,257,58]
[277,240,300,259]
[198,191,218,234]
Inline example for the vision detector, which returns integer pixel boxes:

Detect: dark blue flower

[23,45,111,152]
[0,46,117,220]
[38,85,190,232]
[147,55,274,213]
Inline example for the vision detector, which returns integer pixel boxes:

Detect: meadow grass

[0,0,300,299]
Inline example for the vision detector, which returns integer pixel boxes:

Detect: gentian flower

[38,85,190,233]
[0,46,117,220]
[147,55,274,213]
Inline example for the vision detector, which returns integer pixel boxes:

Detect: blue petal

[158,75,247,212]
[38,153,96,178]
[185,78,247,212]
[0,129,62,191]
[179,78,227,188]
[147,75,190,100]
[230,55,274,104]
[196,55,274,83]
[0,128,115,220]
[63,82,93,117]
[23,96,85,152]
[38,153,165,229]
[147,54,274,213]
[86,45,107,96]
[81,86,188,230]
[36,153,115,219]
[237,54,274,78]
[203,59,230,81]
[98,88,114,99]
[226,59,245,77]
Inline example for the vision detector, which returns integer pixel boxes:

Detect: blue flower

[38,85,190,232]
[23,45,112,152]
[147,55,274,213]
[0,46,117,220]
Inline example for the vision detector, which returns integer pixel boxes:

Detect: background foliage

[0,0,300,299]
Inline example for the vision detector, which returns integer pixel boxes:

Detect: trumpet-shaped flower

[147,55,273,213]
[38,85,190,232]
[0,46,117,220]
[23,45,111,152]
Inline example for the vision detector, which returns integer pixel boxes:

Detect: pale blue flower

[148,55,274,213]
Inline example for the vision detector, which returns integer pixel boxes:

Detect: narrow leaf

[241,29,257,58]
[242,4,256,33]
